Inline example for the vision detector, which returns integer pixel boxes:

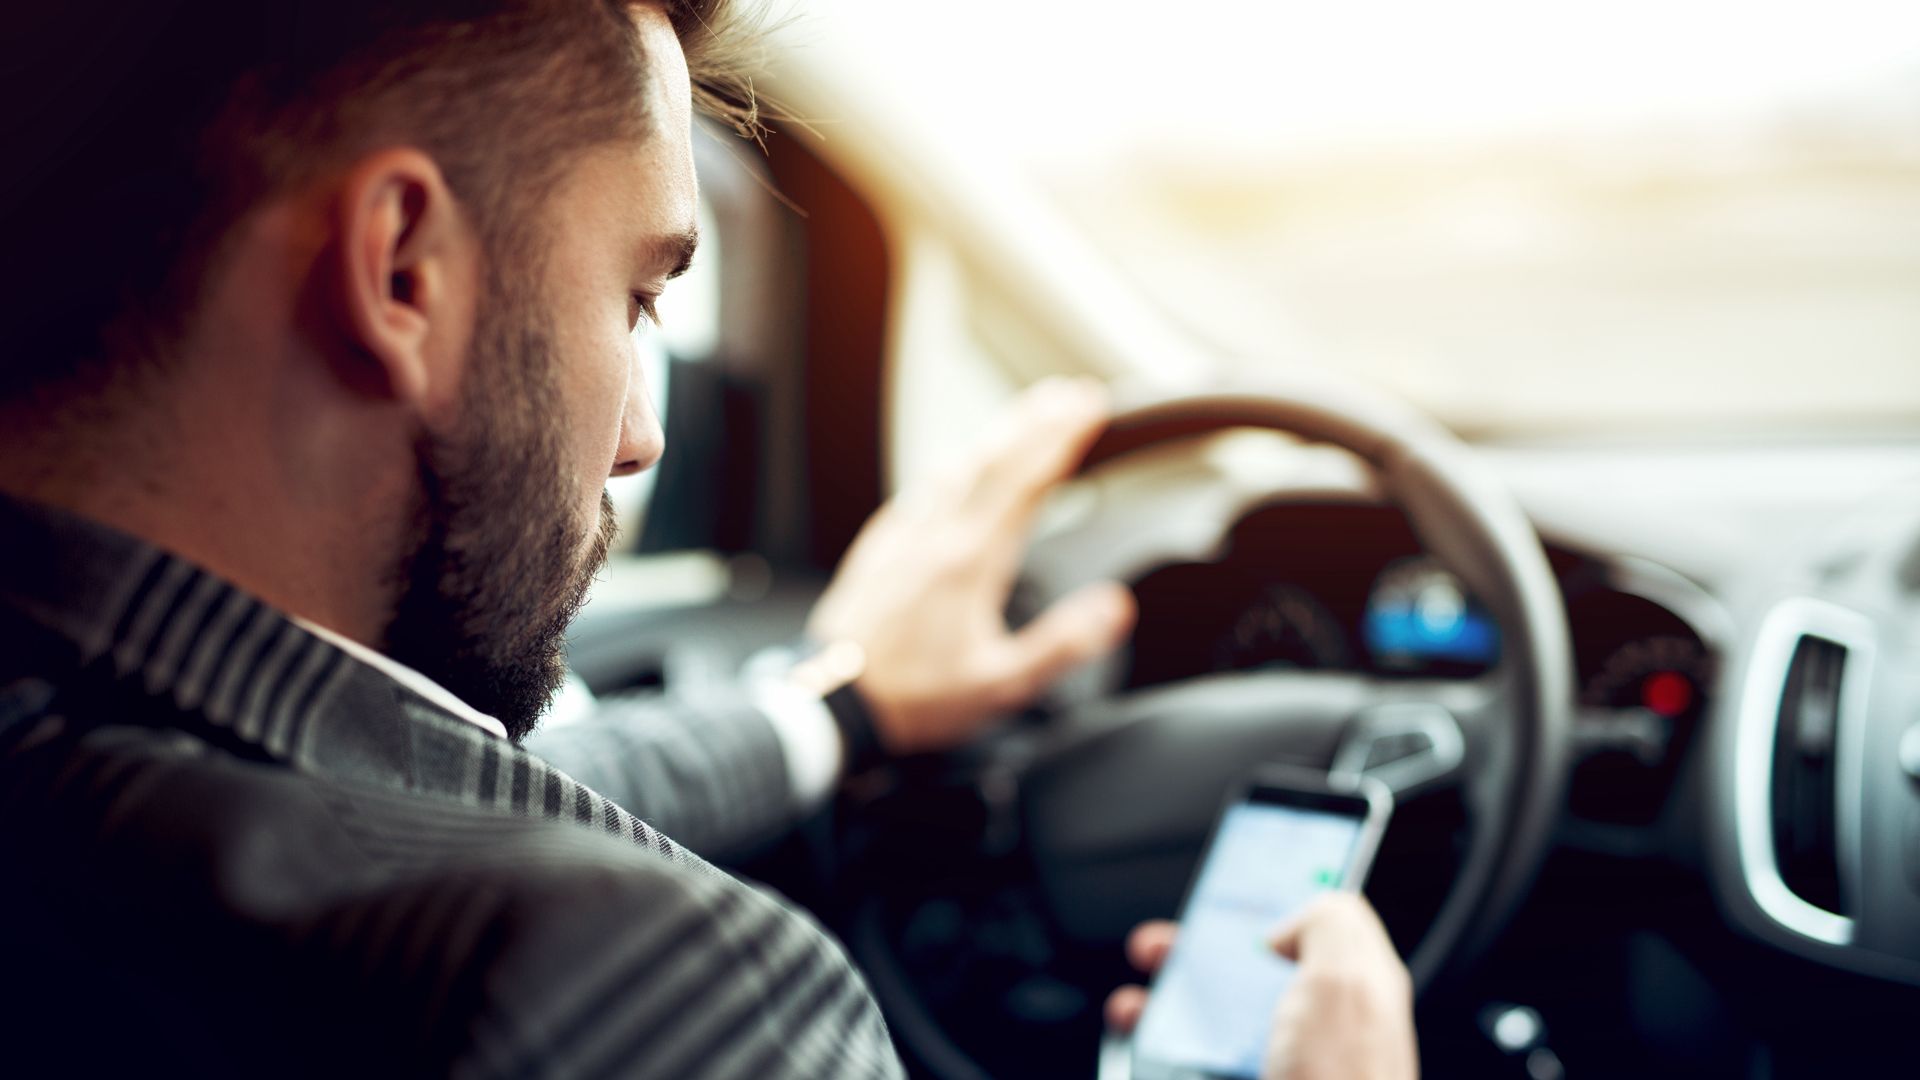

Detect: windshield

[803,0,1920,435]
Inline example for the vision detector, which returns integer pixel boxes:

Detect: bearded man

[0,2,1415,1076]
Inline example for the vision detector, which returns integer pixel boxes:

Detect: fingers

[1126,919,1178,973]
[1105,985,1149,1033]
[1106,919,1175,1035]
[992,580,1136,706]
[964,377,1110,529]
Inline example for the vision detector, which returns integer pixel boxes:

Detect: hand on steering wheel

[806,377,1136,756]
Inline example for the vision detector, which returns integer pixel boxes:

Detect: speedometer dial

[1211,584,1350,673]
[1572,632,1713,824]
[1581,635,1712,718]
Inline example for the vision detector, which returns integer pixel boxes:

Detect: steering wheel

[843,378,1574,1075]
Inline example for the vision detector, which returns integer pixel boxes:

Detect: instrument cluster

[1120,502,1715,826]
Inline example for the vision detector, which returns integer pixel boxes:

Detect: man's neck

[0,374,412,652]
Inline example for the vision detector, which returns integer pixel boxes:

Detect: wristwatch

[787,640,889,776]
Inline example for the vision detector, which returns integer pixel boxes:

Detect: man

[0,1,1414,1076]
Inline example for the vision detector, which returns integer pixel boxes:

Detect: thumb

[994,581,1136,706]
[1268,916,1306,963]
[1268,892,1344,961]
[1268,892,1381,964]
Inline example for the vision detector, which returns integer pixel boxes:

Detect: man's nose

[610,370,666,478]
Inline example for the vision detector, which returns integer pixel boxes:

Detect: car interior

[564,3,1920,1076]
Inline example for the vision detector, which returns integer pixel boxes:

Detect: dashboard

[1119,502,1718,827]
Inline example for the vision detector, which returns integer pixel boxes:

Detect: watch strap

[823,680,888,777]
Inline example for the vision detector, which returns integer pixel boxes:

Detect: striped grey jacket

[0,495,905,1079]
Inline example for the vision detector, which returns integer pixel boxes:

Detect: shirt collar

[292,617,508,740]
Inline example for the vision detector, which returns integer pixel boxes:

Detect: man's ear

[328,148,477,408]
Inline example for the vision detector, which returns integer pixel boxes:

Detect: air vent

[1898,529,1920,595]
[1770,635,1848,915]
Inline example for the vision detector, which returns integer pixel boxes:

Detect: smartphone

[1128,767,1394,1080]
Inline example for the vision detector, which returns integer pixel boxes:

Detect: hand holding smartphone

[1125,766,1395,1080]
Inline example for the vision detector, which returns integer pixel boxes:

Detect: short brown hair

[0,0,763,402]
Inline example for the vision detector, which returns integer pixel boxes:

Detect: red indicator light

[1641,671,1693,718]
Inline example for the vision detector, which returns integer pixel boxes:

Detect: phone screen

[1131,789,1377,1080]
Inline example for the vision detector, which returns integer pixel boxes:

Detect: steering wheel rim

[1030,377,1576,991]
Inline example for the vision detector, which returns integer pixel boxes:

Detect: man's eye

[629,293,661,332]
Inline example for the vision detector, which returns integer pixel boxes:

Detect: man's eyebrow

[650,226,699,281]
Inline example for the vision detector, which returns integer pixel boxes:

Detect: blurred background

[771,0,1920,437]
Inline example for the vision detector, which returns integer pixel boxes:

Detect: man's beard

[380,285,619,744]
